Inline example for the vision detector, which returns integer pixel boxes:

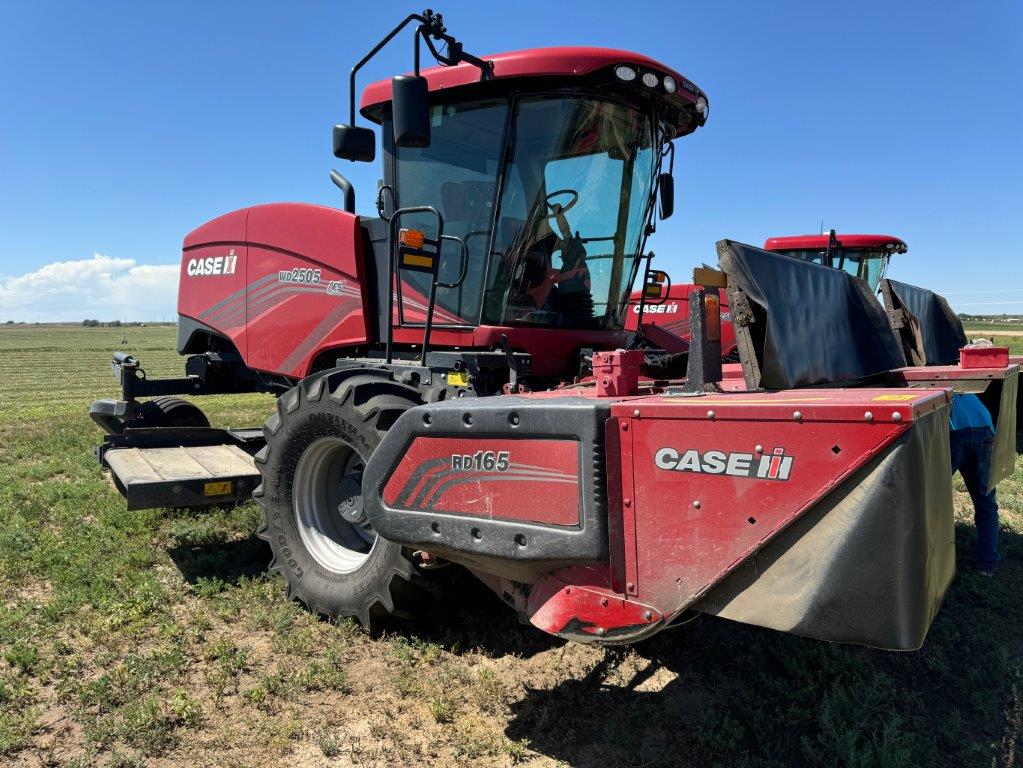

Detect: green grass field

[963,321,1023,355]
[2,324,1023,767]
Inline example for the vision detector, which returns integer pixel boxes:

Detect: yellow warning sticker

[447,370,470,387]
[204,480,232,496]
[871,394,917,402]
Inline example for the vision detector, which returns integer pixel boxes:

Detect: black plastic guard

[363,396,610,580]
[718,240,906,389]
[980,370,1019,487]
[694,404,955,651]
[880,278,968,365]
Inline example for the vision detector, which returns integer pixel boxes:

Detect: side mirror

[392,75,430,148]
[333,125,376,162]
[658,173,674,220]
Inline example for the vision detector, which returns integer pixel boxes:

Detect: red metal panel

[608,418,640,596]
[892,363,1019,383]
[615,388,949,423]
[242,204,368,377]
[178,208,249,358]
[593,350,643,397]
[960,346,1010,369]
[182,207,248,250]
[625,283,737,356]
[178,203,371,378]
[624,410,908,616]
[599,387,949,620]
[527,565,662,641]
[381,437,580,526]
[388,325,632,378]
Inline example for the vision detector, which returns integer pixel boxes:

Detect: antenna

[819,219,824,235]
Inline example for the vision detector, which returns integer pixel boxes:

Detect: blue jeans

[949,427,999,572]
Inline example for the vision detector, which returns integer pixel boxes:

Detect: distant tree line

[81,319,124,327]
[958,313,1022,323]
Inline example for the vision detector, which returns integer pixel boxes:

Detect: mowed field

[963,322,1023,352]
[2,324,1023,768]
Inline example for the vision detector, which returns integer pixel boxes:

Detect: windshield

[391,94,657,329]
[836,249,890,291]
[776,248,891,292]
[482,96,656,329]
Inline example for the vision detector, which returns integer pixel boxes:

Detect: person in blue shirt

[949,392,999,575]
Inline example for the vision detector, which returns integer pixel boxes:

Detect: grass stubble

[1,324,1022,767]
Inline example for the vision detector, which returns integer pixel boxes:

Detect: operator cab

[764,232,907,293]
[376,90,662,331]
[336,14,707,368]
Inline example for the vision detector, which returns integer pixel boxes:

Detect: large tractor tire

[254,372,432,628]
[132,396,210,428]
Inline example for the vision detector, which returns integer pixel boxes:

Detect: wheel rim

[293,437,376,574]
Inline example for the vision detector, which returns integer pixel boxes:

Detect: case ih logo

[655,447,794,481]
[631,302,679,314]
[186,251,238,277]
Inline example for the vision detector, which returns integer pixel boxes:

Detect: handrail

[387,205,444,364]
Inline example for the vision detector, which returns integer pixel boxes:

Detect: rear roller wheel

[254,372,432,628]
[131,396,210,429]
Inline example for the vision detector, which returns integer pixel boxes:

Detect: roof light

[642,72,659,88]
[663,75,676,94]
[614,65,636,82]
[695,96,709,119]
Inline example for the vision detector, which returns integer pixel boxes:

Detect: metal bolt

[892,411,902,422]
[565,587,571,595]
[623,498,632,508]
[600,597,609,607]
[643,611,653,621]
[707,410,716,420]
[793,411,802,421]
[621,422,629,431]
[626,582,635,592]
[633,409,641,417]
[754,444,763,454]
[594,627,606,636]
[693,500,701,509]
[864,411,874,422]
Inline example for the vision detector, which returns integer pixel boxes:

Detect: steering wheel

[544,189,579,218]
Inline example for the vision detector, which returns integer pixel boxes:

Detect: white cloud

[0,253,179,322]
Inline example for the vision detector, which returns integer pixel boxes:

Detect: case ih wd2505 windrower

[91,11,1017,650]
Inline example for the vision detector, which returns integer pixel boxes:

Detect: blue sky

[1,0,1020,321]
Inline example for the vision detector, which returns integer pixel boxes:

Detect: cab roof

[359,46,708,137]
[764,234,908,253]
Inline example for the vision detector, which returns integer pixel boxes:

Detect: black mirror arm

[348,13,427,126]
[347,11,493,128]
[420,27,494,79]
